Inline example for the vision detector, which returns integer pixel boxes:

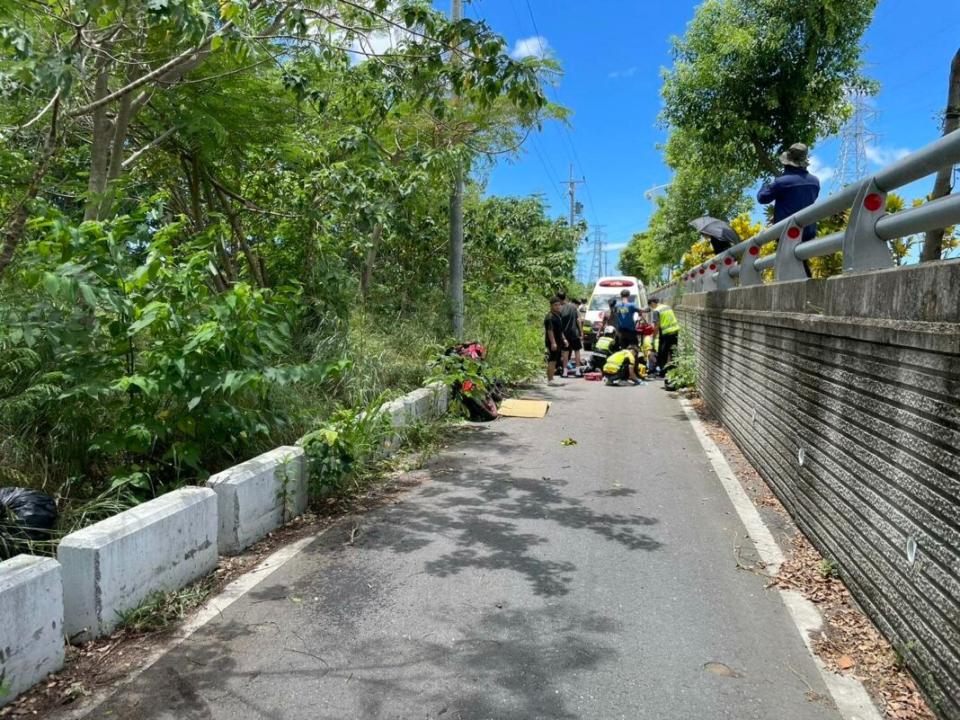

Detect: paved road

[89,380,842,720]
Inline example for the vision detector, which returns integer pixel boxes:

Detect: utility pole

[565,164,586,281]
[565,163,585,230]
[922,48,960,263]
[448,0,465,340]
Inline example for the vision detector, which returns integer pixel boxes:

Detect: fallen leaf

[837,655,855,670]
[560,438,578,446]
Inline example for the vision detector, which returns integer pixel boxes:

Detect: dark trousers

[658,332,678,377]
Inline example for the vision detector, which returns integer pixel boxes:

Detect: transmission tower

[587,226,606,283]
[833,91,878,191]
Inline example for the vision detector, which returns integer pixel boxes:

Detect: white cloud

[350,26,409,61]
[510,35,550,60]
[865,145,911,167]
[808,155,834,184]
[606,242,629,251]
[608,66,637,79]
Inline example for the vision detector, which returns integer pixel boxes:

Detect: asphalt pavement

[86,378,843,720]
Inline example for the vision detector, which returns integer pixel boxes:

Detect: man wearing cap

[648,297,679,380]
[758,142,821,276]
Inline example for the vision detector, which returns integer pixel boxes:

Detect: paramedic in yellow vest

[602,346,643,386]
[649,297,680,378]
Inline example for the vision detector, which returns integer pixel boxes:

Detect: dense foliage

[0,1,579,508]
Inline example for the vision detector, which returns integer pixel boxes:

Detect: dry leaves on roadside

[777,533,936,720]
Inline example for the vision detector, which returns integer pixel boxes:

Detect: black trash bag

[0,487,58,558]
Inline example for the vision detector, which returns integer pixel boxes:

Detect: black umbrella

[689,216,741,255]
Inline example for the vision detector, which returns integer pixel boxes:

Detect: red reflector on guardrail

[864,193,884,212]
[787,227,801,239]
[709,263,717,270]
[699,268,706,275]
[724,257,734,265]
[748,246,759,256]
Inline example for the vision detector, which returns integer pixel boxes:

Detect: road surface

[88,379,842,720]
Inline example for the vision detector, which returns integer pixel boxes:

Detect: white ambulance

[582,276,647,350]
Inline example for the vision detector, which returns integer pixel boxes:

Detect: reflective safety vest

[603,349,636,375]
[641,333,658,353]
[595,336,616,353]
[658,305,680,335]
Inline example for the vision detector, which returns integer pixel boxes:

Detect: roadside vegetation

[0,1,580,546]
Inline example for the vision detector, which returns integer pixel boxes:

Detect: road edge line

[679,398,882,720]
[59,531,324,719]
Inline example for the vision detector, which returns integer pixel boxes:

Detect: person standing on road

[758,142,821,277]
[544,296,566,385]
[648,297,680,379]
[614,288,641,348]
[557,291,583,377]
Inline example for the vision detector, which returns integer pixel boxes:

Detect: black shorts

[564,330,582,351]
[545,347,562,365]
[618,329,638,347]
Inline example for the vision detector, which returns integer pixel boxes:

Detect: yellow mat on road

[499,398,551,418]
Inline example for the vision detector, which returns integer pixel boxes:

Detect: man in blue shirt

[614,289,640,347]
[758,143,821,275]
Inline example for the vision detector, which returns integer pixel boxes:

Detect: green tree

[648,0,877,267]
[661,0,877,178]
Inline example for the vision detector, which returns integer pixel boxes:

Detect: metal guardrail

[650,128,960,300]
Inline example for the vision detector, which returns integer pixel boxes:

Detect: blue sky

[453,0,960,281]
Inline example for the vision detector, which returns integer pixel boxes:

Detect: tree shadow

[337,426,662,599]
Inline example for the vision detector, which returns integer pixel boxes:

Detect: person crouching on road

[590,326,619,370]
[648,297,680,379]
[602,345,644,386]
[544,296,566,385]
[639,321,659,376]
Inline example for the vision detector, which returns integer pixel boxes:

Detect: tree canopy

[643,0,877,268]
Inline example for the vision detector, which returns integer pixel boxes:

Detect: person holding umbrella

[758,143,821,275]
[689,216,742,256]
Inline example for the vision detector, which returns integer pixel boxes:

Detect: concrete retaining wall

[678,260,960,719]
[207,446,308,555]
[58,487,218,642]
[381,382,450,429]
[0,556,64,707]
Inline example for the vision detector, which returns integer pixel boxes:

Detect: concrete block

[0,556,64,706]
[58,487,217,642]
[207,446,307,555]
[427,381,450,416]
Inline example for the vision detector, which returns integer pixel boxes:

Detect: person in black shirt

[544,296,566,384]
[557,291,583,377]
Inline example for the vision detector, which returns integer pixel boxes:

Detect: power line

[467,0,565,209]
[522,0,602,233]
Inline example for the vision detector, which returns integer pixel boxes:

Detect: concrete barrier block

[207,446,307,555]
[58,487,217,642]
[427,381,450,416]
[404,387,435,419]
[0,556,64,706]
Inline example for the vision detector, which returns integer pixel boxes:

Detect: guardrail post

[774,220,808,282]
[717,254,736,290]
[844,179,893,273]
[695,265,706,292]
[702,262,718,292]
[740,244,762,286]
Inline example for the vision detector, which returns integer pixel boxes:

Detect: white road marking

[680,398,882,720]
[60,532,324,719]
